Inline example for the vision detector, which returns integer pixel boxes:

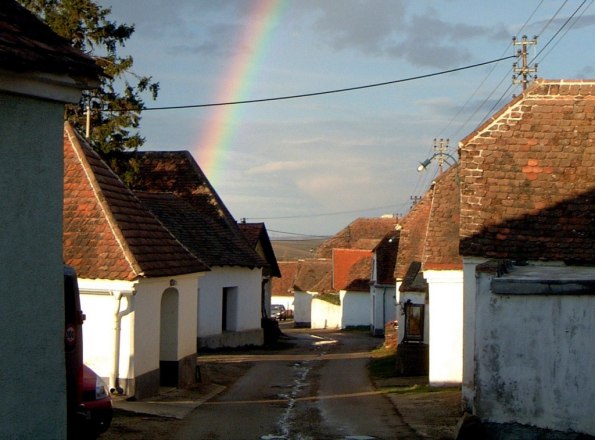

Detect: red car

[65,266,112,439]
[75,365,112,439]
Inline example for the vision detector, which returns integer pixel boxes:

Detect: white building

[64,125,208,399]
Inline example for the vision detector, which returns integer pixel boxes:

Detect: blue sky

[97,0,595,237]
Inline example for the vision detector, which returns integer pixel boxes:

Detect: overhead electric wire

[102,56,516,113]
[535,0,594,64]
[246,203,404,221]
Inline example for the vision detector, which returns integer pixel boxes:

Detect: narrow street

[174,327,419,440]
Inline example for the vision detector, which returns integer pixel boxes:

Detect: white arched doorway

[160,288,179,387]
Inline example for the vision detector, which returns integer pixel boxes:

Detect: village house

[459,79,595,438]
[128,151,267,349]
[272,261,299,313]
[63,124,209,399]
[370,231,399,336]
[0,2,100,438]
[238,221,281,318]
[292,259,333,327]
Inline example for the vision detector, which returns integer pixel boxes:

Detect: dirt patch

[100,362,253,440]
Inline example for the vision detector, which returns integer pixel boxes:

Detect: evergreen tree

[19,0,158,183]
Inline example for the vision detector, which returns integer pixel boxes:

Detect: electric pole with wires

[512,35,538,90]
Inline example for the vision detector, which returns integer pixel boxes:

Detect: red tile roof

[459,79,595,263]
[422,165,463,271]
[293,259,333,293]
[316,217,398,258]
[0,1,101,78]
[332,248,373,291]
[394,192,433,281]
[272,261,299,297]
[128,151,264,269]
[63,124,208,280]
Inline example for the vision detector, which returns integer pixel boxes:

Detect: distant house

[459,79,595,437]
[292,259,333,327]
[370,232,399,336]
[238,221,281,318]
[316,216,398,258]
[63,125,209,399]
[331,248,373,329]
[128,151,267,349]
[0,2,100,438]
[272,261,299,312]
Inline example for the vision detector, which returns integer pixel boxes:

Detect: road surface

[175,328,419,440]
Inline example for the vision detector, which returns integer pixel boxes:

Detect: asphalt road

[174,328,420,440]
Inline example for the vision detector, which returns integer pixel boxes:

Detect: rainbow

[194,0,286,184]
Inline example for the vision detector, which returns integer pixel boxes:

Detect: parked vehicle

[64,266,112,439]
[76,365,112,438]
[271,304,288,320]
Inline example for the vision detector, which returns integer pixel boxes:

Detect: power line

[245,203,402,221]
[102,56,515,112]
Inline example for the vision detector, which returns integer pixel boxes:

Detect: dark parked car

[271,304,286,320]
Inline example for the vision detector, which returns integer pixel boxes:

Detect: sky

[96,0,595,238]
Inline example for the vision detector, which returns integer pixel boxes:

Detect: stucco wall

[370,286,396,336]
[197,267,262,344]
[79,275,200,397]
[340,290,370,328]
[424,270,464,386]
[311,297,341,329]
[294,290,314,326]
[0,93,67,439]
[473,265,595,436]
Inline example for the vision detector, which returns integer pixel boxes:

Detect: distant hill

[271,238,327,261]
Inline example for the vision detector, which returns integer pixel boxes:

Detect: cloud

[245,160,311,175]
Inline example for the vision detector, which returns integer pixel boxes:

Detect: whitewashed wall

[424,270,464,386]
[340,290,370,328]
[294,290,314,326]
[79,275,200,396]
[471,264,595,436]
[197,266,262,347]
[370,286,396,336]
[311,297,341,329]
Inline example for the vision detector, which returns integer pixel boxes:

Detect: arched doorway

[160,288,179,387]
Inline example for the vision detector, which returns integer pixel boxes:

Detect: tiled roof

[135,192,263,269]
[373,232,399,285]
[293,259,333,294]
[63,124,209,280]
[316,217,398,258]
[332,248,373,292]
[400,261,428,293]
[394,191,433,281]
[128,151,264,269]
[272,261,299,297]
[459,79,595,263]
[422,165,463,271]
[0,1,101,78]
[238,222,281,277]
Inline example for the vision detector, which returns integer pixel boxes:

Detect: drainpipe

[111,291,133,394]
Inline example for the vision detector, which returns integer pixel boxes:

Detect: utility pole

[433,138,449,174]
[512,35,538,91]
[410,195,421,208]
